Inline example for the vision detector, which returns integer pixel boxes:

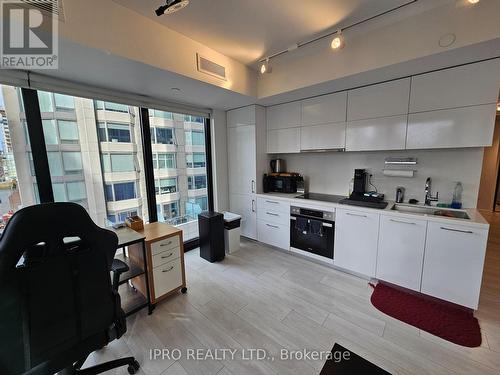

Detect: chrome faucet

[424,177,439,206]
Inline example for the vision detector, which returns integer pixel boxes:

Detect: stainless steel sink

[391,204,470,220]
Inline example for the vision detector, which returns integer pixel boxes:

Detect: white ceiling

[113,0,414,66]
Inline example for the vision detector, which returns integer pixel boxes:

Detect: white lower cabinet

[229,193,257,240]
[334,209,380,277]
[376,215,427,291]
[421,222,488,309]
[257,220,290,250]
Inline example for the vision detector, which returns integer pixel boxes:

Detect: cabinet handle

[266,212,279,216]
[251,180,256,193]
[252,199,256,212]
[160,241,173,247]
[161,253,173,259]
[346,212,367,218]
[390,219,416,225]
[266,224,279,229]
[265,200,279,204]
[162,266,174,273]
[440,227,474,234]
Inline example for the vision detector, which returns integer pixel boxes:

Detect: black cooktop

[295,193,347,203]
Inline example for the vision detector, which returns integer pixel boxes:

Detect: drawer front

[153,258,183,299]
[257,220,290,250]
[257,209,289,226]
[257,197,290,214]
[152,246,181,268]
[151,235,180,256]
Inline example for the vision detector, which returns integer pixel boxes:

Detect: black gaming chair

[0,202,140,374]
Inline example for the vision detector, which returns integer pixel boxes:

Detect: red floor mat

[370,283,481,347]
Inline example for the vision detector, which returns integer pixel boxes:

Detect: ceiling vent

[20,0,65,21]
[196,54,226,81]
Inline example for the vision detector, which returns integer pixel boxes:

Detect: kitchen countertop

[257,192,490,229]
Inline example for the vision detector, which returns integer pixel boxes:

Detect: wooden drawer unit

[131,223,186,305]
[152,246,181,268]
[153,258,183,299]
[151,235,180,255]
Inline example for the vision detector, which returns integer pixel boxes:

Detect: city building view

[0,85,208,240]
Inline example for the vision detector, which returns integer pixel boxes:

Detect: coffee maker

[349,169,384,202]
[352,169,368,196]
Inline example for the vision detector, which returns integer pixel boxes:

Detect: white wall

[258,0,500,100]
[211,110,229,212]
[282,148,484,208]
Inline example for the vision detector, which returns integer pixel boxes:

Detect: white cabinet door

[376,216,427,291]
[257,220,290,250]
[334,209,380,277]
[267,102,301,130]
[347,78,411,121]
[421,222,488,309]
[301,92,347,126]
[406,104,496,149]
[229,193,257,239]
[300,122,346,151]
[267,128,301,154]
[409,59,500,112]
[227,106,256,127]
[346,115,407,151]
[227,125,256,194]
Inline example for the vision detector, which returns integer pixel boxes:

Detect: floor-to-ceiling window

[149,109,210,241]
[0,85,37,230]
[1,82,212,245]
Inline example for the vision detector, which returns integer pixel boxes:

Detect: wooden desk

[127,223,186,308]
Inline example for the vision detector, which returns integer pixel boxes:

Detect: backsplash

[281,148,484,208]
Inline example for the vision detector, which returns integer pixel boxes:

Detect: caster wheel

[127,360,140,374]
[181,287,188,294]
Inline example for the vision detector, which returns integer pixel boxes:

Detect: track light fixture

[155,0,190,16]
[330,30,345,50]
[260,58,272,74]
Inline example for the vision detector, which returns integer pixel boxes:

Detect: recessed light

[171,87,181,93]
[468,0,479,4]
[155,0,189,16]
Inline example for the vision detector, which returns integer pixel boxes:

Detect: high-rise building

[0,86,208,240]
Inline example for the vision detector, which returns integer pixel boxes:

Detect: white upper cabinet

[409,59,500,113]
[346,115,407,151]
[227,106,256,127]
[267,101,301,130]
[301,92,347,126]
[267,128,301,154]
[347,78,411,121]
[406,104,496,149]
[300,123,346,151]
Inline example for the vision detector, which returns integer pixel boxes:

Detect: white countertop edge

[256,193,490,229]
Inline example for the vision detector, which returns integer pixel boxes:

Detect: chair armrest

[111,258,129,291]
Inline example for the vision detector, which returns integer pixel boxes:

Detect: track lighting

[331,30,345,50]
[155,0,190,16]
[260,58,272,74]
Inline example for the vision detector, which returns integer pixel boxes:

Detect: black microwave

[263,174,304,194]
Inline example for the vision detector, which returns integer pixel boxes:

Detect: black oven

[290,206,334,259]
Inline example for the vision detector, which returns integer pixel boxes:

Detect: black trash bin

[198,211,225,262]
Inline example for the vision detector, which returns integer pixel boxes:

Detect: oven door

[290,216,334,259]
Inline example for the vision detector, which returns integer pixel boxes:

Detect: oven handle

[290,216,333,227]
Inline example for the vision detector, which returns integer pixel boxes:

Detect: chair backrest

[0,203,119,374]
